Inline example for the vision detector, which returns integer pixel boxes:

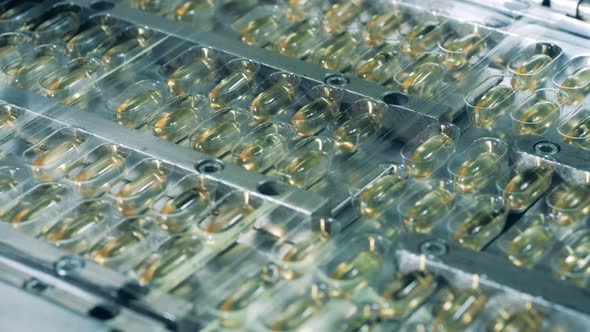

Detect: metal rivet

[419,239,448,258]
[23,278,50,294]
[195,159,224,174]
[54,255,85,276]
[534,141,559,156]
[324,73,349,86]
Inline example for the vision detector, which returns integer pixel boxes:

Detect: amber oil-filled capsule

[357,46,400,84]
[332,99,384,153]
[562,113,590,149]
[0,168,19,196]
[276,18,321,59]
[72,153,126,197]
[134,234,203,285]
[322,0,362,34]
[264,297,320,331]
[191,107,249,158]
[441,33,486,70]
[512,98,560,135]
[292,87,341,136]
[506,214,552,268]
[33,11,80,43]
[554,232,590,285]
[453,153,499,193]
[114,89,163,128]
[0,33,31,60]
[397,57,446,98]
[501,166,553,212]
[547,183,590,227]
[173,0,215,31]
[234,123,291,172]
[102,33,151,70]
[487,309,544,332]
[402,124,459,179]
[153,95,207,142]
[357,174,405,219]
[197,193,257,240]
[157,186,211,233]
[363,10,405,46]
[380,271,437,320]
[1,183,67,225]
[41,58,101,106]
[2,46,62,91]
[453,201,505,250]
[37,200,107,248]
[470,85,515,128]
[401,22,444,58]
[403,187,455,233]
[31,136,83,181]
[66,24,114,58]
[167,52,217,96]
[510,54,553,91]
[240,15,280,47]
[558,67,590,105]
[114,166,167,215]
[432,289,487,332]
[313,31,360,72]
[88,217,150,266]
[0,2,37,22]
[209,60,258,110]
[328,249,383,292]
[250,73,299,123]
[276,137,332,188]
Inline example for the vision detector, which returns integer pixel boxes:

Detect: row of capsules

[0,0,411,213]
[127,0,514,96]
[0,101,289,291]
[166,231,587,331]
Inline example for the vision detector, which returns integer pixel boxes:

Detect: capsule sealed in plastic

[312,31,360,72]
[152,97,205,142]
[380,271,438,320]
[209,60,258,109]
[1,183,68,227]
[357,46,400,84]
[66,24,115,58]
[403,123,460,178]
[0,32,32,62]
[505,214,553,268]
[2,45,64,91]
[262,296,321,331]
[102,31,152,70]
[557,67,590,105]
[561,111,590,149]
[512,96,561,136]
[69,146,127,197]
[30,136,84,181]
[452,197,505,250]
[450,138,507,193]
[40,57,102,107]
[190,107,250,158]
[356,173,406,219]
[32,10,80,43]
[403,186,455,233]
[547,183,590,227]
[114,88,164,128]
[167,53,217,96]
[37,199,109,253]
[133,234,203,287]
[500,166,553,212]
[510,51,556,91]
[233,121,292,172]
[396,57,447,98]
[486,309,544,332]
[240,15,281,47]
[322,0,362,34]
[401,22,444,58]
[0,2,37,27]
[363,9,405,46]
[156,185,211,233]
[172,0,215,31]
[113,163,168,215]
[276,18,322,59]
[432,289,487,332]
[276,137,333,188]
[249,73,299,123]
[292,87,342,136]
[87,216,152,269]
[279,236,327,280]
[332,99,384,153]
[440,33,486,70]
[468,84,515,128]
[553,231,590,285]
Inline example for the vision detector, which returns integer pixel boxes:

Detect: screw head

[534,141,559,156]
[419,239,448,258]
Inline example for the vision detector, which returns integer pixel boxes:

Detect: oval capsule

[357,50,399,84]
[72,153,126,196]
[167,57,217,96]
[563,116,590,149]
[441,33,486,70]
[66,24,114,57]
[511,54,553,91]
[323,0,362,34]
[453,208,505,250]
[115,169,167,215]
[198,198,257,234]
[471,85,514,127]
[32,137,83,180]
[406,133,454,178]
[363,10,405,46]
[236,132,286,172]
[558,67,590,105]
[114,90,163,128]
[1,184,67,225]
[33,11,79,42]
[88,218,150,266]
[401,23,442,58]
[554,233,590,285]
[209,69,256,109]
[37,200,106,245]
[513,100,560,135]
[432,290,487,332]
[502,167,552,212]
[332,112,381,153]
[240,15,280,47]
[264,298,319,331]
[292,97,340,136]
[278,149,328,188]
[506,215,552,268]
[399,62,446,98]
[548,184,590,227]
[314,31,359,72]
[157,187,210,233]
[357,174,405,219]
[380,271,437,320]
[192,121,241,157]
[102,36,150,70]
[250,81,296,123]
[153,106,202,141]
[404,188,455,233]
[454,152,498,193]
[486,309,544,332]
[276,18,320,58]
